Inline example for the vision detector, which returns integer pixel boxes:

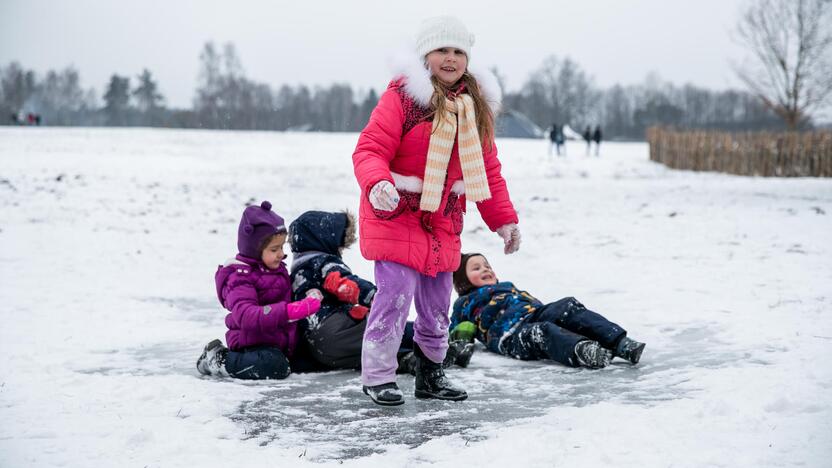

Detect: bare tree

[194,42,222,127]
[512,55,598,129]
[488,66,507,101]
[734,0,832,129]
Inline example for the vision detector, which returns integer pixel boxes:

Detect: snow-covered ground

[1,127,830,468]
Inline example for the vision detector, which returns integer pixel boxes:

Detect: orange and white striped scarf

[420,93,491,212]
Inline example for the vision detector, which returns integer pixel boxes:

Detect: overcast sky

[1,0,750,108]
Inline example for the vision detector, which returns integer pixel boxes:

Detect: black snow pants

[501,297,627,367]
[305,313,415,370]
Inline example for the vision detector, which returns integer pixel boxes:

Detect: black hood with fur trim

[289,210,355,256]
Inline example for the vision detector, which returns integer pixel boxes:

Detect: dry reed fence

[647,127,832,177]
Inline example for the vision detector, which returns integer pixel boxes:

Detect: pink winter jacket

[353,78,518,277]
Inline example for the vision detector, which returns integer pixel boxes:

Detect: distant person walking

[592,125,602,156]
[548,123,557,156]
[583,126,591,156]
[549,123,565,156]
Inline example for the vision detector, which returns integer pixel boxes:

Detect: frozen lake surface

[1,127,830,467]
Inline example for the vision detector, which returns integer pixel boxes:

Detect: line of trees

[502,57,787,139]
[0,63,99,126]
[0,42,379,132]
[191,42,378,131]
[0,50,785,140]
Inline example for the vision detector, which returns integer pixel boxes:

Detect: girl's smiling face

[425,47,468,86]
[260,233,287,270]
[465,255,497,288]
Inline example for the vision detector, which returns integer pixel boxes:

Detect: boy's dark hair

[453,252,485,296]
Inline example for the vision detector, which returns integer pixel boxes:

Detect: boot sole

[368,398,405,407]
[414,389,468,401]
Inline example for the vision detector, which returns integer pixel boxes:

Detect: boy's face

[465,255,497,288]
[261,233,287,270]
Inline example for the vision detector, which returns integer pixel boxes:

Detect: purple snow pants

[361,260,452,386]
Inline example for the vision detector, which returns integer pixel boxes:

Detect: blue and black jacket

[450,281,541,353]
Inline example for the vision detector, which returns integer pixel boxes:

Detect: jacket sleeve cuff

[260,301,289,330]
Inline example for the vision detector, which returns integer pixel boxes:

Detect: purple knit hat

[237,201,287,259]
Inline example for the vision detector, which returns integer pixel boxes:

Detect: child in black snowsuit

[450,253,646,368]
[289,210,473,371]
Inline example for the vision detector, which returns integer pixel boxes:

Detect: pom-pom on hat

[415,16,475,60]
[237,200,287,259]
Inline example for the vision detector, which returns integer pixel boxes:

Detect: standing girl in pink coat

[353,16,521,406]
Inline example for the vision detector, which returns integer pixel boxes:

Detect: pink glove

[496,224,521,254]
[369,181,399,211]
[286,297,321,322]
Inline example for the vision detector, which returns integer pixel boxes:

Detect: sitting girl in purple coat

[196,201,322,380]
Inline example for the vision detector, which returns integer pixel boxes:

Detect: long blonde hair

[428,71,495,152]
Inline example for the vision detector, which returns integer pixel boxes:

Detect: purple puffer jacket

[215,254,298,355]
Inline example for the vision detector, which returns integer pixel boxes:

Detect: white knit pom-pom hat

[414,16,475,60]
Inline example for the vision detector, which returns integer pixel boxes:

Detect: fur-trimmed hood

[388,51,502,115]
[288,210,355,258]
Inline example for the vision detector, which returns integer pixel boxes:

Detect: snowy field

[1,127,831,468]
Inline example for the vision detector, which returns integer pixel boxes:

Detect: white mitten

[305,288,324,301]
[496,223,521,254]
[369,181,400,211]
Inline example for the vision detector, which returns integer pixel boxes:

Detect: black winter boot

[441,343,459,369]
[196,339,229,376]
[414,344,468,401]
[614,337,646,365]
[444,340,475,368]
[362,382,405,406]
[396,351,418,375]
[573,340,612,369]
[401,341,476,376]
